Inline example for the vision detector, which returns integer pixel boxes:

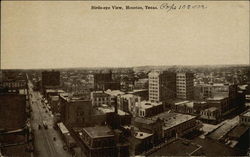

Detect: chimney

[114,96,118,114]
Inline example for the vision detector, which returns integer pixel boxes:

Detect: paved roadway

[28,78,72,157]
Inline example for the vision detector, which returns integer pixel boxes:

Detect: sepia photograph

[0,0,250,157]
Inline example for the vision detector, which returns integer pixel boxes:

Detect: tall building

[88,71,120,91]
[41,71,60,90]
[0,93,27,130]
[176,72,194,100]
[148,71,176,102]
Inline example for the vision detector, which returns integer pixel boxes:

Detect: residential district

[0,65,250,157]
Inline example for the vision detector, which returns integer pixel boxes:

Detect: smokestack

[114,96,118,114]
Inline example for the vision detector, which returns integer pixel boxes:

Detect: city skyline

[1,1,249,69]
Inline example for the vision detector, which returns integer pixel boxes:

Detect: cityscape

[0,65,250,156]
[1,1,249,157]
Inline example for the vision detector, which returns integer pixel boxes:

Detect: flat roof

[57,122,69,134]
[46,89,65,93]
[97,106,128,116]
[83,126,114,138]
[105,90,125,96]
[207,96,228,101]
[151,112,196,130]
[242,110,250,117]
[148,71,160,76]
[227,125,249,138]
[136,101,162,109]
[134,117,156,125]
[134,131,153,139]
[120,93,136,99]
[128,89,148,93]
[149,138,199,156]
[91,91,109,96]
[204,107,219,112]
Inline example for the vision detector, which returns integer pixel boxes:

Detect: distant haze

[1,1,249,69]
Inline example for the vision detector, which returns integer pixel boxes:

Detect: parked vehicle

[43,121,48,129]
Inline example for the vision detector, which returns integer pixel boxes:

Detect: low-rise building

[133,117,164,144]
[200,107,221,123]
[129,131,153,155]
[171,100,208,115]
[117,94,141,115]
[239,109,250,126]
[73,126,129,157]
[59,93,92,128]
[206,96,229,116]
[135,101,164,117]
[90,91,111,107]
[151,112,202,141]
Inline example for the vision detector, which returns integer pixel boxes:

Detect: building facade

[148,71,176,102]
[42,71,60,89]
[239,109,250,126]
[60,94,92,128]
[90,91,111,107]
[135,101,164,117]
[74,126,129,157]
[176,72,194,100]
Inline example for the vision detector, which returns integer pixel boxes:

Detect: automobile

[43,121,48,129]
[63,145,68,151]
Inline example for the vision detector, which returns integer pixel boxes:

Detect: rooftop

[133,117,157,125]
[136,101,162,109]
[127,89,148,93]
[83,126,114,138]
[91,91,109,97]
[60,93,90,102]
[57,122,69,134]
[242,109,250,117]
[227,125,249,139]
[134,131,153,140]
[97,105,128,116]
[204,107,219,112]
[46,89,65,93]
[148,71,160,77]
[207,96,228,101]
[120,93,137,99]
[105,90,125,97]
[151,112,196,130]
[149,138,200,156]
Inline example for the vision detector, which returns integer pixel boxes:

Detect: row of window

[241,117,250,123]
[94,97,110,101]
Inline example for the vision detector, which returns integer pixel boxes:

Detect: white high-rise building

[176,72,194,100]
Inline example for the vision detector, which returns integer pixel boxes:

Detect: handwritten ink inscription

[160,3,207,12]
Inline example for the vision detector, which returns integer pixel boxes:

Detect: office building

[148,71,176,102]
[176,72,194,100]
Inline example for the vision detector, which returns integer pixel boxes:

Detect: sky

[1,1,249,69]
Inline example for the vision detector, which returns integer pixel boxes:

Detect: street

[28,79,72,157]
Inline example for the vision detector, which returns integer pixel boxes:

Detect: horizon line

[1,63,250,70]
